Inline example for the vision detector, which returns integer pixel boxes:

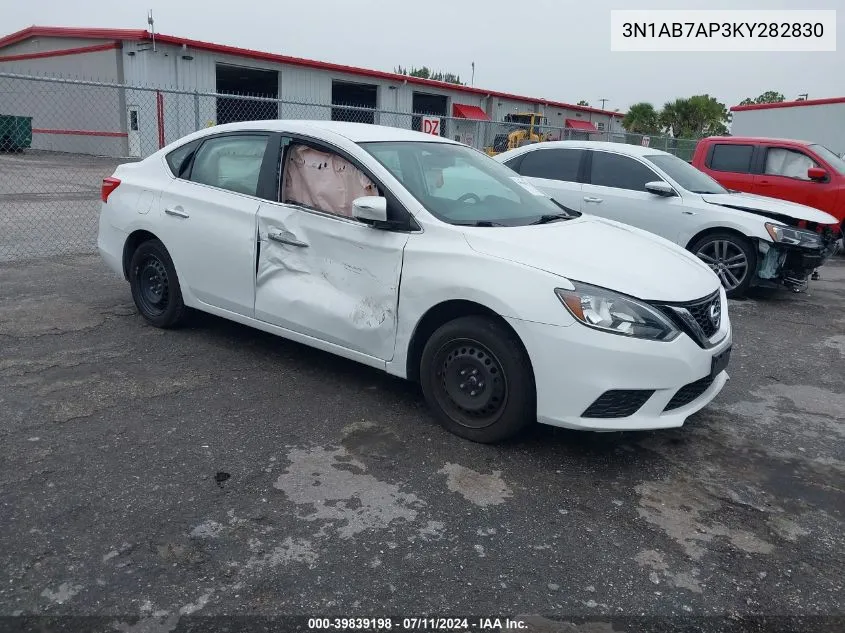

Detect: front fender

[386,236,576,378]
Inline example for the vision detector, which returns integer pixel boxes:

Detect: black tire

[128,238,187,328]
[419,316,535,443]
[689,231,757,299]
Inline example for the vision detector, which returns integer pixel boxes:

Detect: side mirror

[645,181,676,197]
[808,167,827,181]
[352,196,388,224]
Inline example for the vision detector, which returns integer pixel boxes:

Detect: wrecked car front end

[755,221,839,292]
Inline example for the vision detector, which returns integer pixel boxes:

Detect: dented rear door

[254,202,409,361]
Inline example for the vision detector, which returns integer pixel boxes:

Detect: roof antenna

[147,10,156,52]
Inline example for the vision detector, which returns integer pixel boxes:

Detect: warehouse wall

[731,103,845,155]
[0,38,126,155]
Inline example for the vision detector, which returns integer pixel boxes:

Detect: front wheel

[689,232,757,299]
[419,316,535,443]
[128,239,187,328]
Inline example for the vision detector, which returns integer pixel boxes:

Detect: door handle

[164,207,190,219]
[758,180,771,185]
[268,230,308,247]
[682,210,697,215]
[583,196,603,203]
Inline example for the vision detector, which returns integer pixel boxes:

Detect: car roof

[499,140,672,158]
[186,119,461,145]
[702,136,814,146]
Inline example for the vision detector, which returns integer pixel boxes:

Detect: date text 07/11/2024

[307,617,528,630]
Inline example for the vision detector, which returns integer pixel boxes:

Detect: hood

[463,216,720,302]
[701,192,838,225]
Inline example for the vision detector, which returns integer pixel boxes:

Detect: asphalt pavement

[0,254,843,633]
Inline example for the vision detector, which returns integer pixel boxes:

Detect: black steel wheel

[129,239,187,328]
[420,316,535,443]
[432,338,509,429]
[690,231,757,299]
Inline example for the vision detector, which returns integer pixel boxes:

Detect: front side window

[764,147,818,180]
[709,144,753,173]
[589,151,660,192]
[281,143,380,218]
[362,141,571,226]
[517,148,583,182]
[190,135,269,196]
[646,153,727,194]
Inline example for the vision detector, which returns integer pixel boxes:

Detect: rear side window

[709,144,753,173]
[764,147,818,180]
[166,139,201,177]
[190,135,269,196]
[516,148,583,182]
[589,151,659,192]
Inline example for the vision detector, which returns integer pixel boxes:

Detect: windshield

[645,153,728,194]
[809,144,845,175]
[361,141,572,226]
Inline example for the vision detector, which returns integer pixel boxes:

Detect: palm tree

[622,102,660,134]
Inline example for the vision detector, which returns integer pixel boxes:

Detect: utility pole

[598,98,609,110]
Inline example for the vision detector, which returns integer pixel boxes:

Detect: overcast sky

[5,0,843,112]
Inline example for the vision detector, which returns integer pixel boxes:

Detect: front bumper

[506,306,732,432]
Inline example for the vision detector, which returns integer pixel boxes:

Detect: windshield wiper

[453,220,508,227]
[530,213,571,225]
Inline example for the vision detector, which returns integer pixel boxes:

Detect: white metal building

[730,97,845,155]
[0,26,625,157]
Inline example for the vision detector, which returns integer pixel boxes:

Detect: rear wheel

[128,239,187,328]
[419,316,535,443]
[690,232,756,299]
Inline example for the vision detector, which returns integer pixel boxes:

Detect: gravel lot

[0,254,843,632]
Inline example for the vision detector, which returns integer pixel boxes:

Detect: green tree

[659,95,731,138]
[394,65,464,85]
[739,90,785,106]
[622,102,660,134]
[577,100,590,106]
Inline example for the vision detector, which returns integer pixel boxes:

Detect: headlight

[765,222,821,248]
[555,282,680,341]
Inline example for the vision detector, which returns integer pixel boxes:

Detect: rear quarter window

[709,144,754,173]
[166,139,202,178]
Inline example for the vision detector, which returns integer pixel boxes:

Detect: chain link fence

[1,71,700,261]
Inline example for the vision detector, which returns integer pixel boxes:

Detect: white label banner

[610,10,836,52]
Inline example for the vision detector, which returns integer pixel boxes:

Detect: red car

[692,136,845,239]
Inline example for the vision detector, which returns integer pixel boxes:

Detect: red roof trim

[0,25,625,118]
[452,103,489,120]
[730,96,845,112]
[564,118,598,132]
[0,41,119,63]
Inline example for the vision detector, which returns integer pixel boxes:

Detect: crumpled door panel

[254,203,408,361]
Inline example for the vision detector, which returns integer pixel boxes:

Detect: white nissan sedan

[98,121,732,443]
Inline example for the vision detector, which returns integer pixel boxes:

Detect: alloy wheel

[695,240,749,291]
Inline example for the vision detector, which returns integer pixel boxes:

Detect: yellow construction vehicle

[484,112,550,156]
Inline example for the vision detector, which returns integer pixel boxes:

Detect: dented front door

[254,202,409,361]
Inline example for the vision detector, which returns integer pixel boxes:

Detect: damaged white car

[98,121,732,443]
[495,141,840,298]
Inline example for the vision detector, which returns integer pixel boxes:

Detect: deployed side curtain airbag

[283,144,379,216]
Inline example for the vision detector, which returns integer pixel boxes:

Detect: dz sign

[422,116,441,136]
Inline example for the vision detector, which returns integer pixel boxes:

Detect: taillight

[101,177,121,202]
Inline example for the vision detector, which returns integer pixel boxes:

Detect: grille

[582,390,654,418]
[664,375,715,411]
[684,292,721,338]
